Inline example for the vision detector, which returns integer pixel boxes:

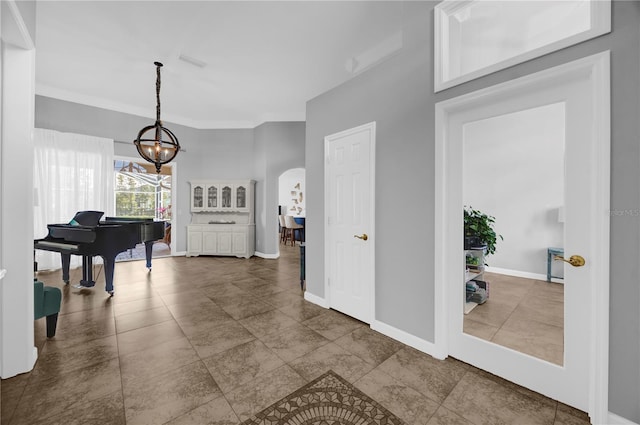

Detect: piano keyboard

[35,240,80,251]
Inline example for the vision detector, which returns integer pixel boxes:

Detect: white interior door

[325,122,376,324]
[435,53,610,419]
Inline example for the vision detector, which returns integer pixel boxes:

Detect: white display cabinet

[187,180,255,258]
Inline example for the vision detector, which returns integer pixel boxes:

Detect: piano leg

[79,255,96,288]
[61,253,71,284]
[144,241,153,271]
[103,256,115,296]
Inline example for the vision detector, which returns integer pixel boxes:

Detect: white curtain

[33,129,114,270]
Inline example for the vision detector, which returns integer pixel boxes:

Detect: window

[114,160,171,219]
[434,0,611,91]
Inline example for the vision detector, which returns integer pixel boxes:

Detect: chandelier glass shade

[134,61,180,173]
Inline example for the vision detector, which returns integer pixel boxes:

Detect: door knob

[553,254,585,267]
[354,234,368,241]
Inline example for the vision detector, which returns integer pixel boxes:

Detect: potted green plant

[463,206,503,256]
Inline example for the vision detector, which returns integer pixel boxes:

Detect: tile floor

[2,244,589,424]
[464,272,564,365]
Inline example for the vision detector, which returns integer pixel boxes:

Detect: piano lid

[69,210,104,227]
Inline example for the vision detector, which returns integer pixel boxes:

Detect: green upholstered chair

[34,280,62,338]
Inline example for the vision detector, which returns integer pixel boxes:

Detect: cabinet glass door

[221,185,232,208]
[236,186,246,209]
[193,186,203,208]
[207,185,218,208]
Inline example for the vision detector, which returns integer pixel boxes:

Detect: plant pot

[464,236,482,250]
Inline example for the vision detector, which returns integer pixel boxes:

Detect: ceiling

[35,1,405,129]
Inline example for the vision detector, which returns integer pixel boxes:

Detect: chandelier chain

[155,64,162,123]
[134,61,180,173]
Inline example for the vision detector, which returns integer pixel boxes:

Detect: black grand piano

[34,211,165,296]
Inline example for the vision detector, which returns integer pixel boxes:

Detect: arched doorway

[278,168,306,248]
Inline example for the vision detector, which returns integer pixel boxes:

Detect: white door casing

[434,52,610,422]
[324,122,376,324]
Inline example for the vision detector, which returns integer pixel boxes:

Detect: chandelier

[134,61,180,173]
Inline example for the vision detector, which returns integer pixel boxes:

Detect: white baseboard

[304,292,329,309]
[255,251,279,259]
[31,346,38,370]
[485,266,550,282]
[172,251,281,259]
[300,297,445,361]
[607,412,639,425]
[371,320,445,360]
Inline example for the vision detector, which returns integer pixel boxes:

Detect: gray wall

[306,1,435,342]
[34,96,304,258]
[305,1,640,421]
[254,122,305,255]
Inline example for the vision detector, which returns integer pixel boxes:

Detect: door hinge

[327,278,330,286]
[327,216,331,225]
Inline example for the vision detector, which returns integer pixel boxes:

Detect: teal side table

[547,247,564,282]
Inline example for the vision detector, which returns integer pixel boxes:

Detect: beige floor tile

[107,284,157,305]
[249,282,288,298]
[123,361,221,425]
[426,406,475,425]
[203,286,254,307]
[30,390,125,425]
[355,368,440,424]
[277,299,326,322]
[463,272,567,367]
[302,309,364,340]
[555,403,591,425]
[261,322,330,362]
[463,317,500,341]
[173,307,235,336]
[119,336,200,387]
[13,246,580,425]
[334,326,405,366]
[10,358,121,425]
[114,305,174,333]
[443,371,557,425]
[262,290,305,308]
[464,298,518,328]
[49,308,116,349]
[472,369,558,409]
[29,335,119,384]
[232,276,270,292]
[0,373,30,425]
[116,320,186,356]
[202,339,285,393]
[163,396,239,425]
[224,364,306,421]
[220,297,276,320]
[513,295,564,328]
[239,309,299,338]
[112,295,165,316]
[151,278,199,294]
[492,315,564,365]
[187,320,256,359]
[378,346,469,404]
[159,289,212,307]
[289,342,376,383]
